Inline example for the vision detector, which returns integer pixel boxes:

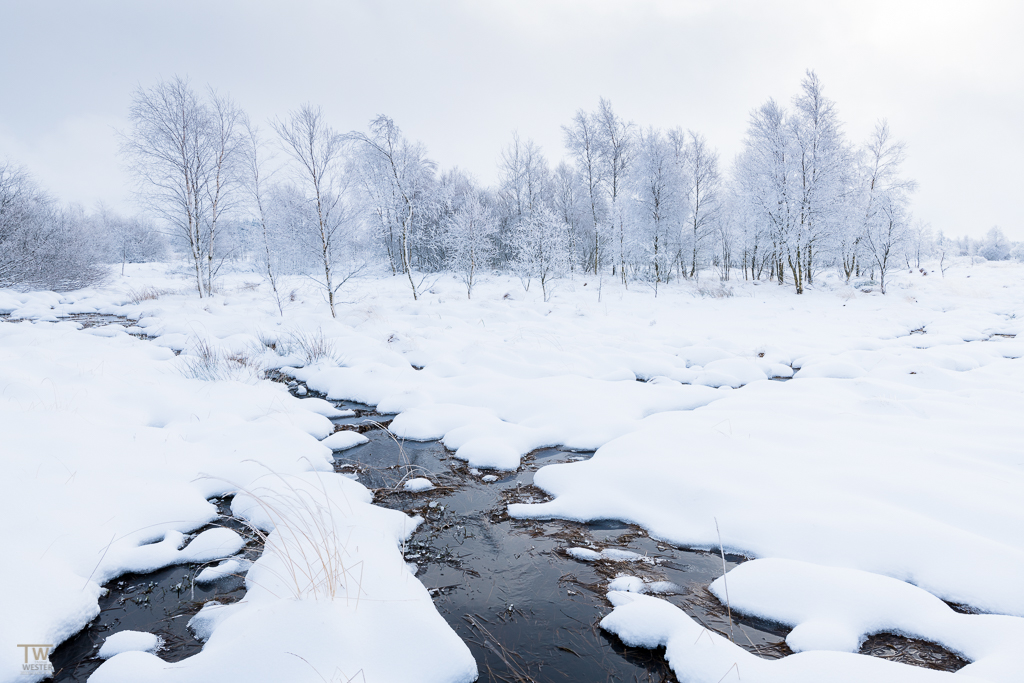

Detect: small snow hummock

[567,547,653,563]
[195,558,249,584]
[320,430,369,451]
[98,631,163,659]
[482,474,498,482]
[608,575,681,594]
[403,477,435,492]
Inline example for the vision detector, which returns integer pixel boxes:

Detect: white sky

[1,0,1021,239]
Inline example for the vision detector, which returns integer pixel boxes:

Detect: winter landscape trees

[2,70,1020,297]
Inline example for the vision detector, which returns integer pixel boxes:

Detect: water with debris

[331,401,790,682]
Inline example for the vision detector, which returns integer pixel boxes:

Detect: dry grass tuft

[126,285,173,304]
[282,328,343,366]
[181,337,265,382]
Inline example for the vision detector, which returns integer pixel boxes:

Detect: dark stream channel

[331,403,790,683]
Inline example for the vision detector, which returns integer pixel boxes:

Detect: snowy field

[2,262,1023,682]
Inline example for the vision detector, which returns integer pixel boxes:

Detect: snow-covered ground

[2,261,1022,682]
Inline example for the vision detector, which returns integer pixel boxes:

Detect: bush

[1,161,107,292]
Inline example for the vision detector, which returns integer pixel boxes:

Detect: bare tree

[203,90,245,294]
[595,98,634,285]
[444,193,496,299]
[683,131,722,280]
[274,104,351,317]
[242,118,284,315]
[96,205,165,275]
[121,77,242,297]
[349,115,435,300]
[562,109,606,275]
[859,120,917,294]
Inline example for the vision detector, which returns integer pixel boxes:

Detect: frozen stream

[30,316,970,681]
[332,410,782,682]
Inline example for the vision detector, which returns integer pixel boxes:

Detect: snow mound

[708,558,1024,680]
[608,575,681,594]
[195,558,249,584]
[320,430,369,451]
[403,477,435,492]
[567,547,653,563]
[97,631,162,659]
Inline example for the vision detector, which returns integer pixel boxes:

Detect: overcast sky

[1,0,1021,239]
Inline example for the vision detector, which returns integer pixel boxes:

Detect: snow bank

[707,558,1024,681]
[601,590,979,683]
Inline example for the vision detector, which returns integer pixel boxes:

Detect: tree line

[2,71,1020,297]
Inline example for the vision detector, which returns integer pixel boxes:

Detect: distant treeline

[2,71,1019,297]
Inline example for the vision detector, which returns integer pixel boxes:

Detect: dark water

[49,501,259,682]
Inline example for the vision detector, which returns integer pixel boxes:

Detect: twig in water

[715,517,735,642]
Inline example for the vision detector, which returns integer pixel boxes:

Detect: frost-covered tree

[0,161,106,291]
[350,116,436,300]
[121,76,243,297]
[551,162,587,274]
[736,98,799,289]
[858,120,916,294]
[681,130,722,280]
[511,207,567,301]
[979,226,1011,261]
[274,104,352,316]
[97,207,165,274]
[562,108,607,275]
[496,133,553,266]
[630,127,683,287]
[594,99,635,285]
[790,71,849,286]
[443,192,497,299]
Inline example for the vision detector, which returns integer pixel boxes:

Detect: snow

[4,261,1024,682]
[706,558,1024,681]
[194,559,249,584]
[97,631,163,659]
[404,477,435,492]
[566,547,652,563]
[601,590,980,683]
[320,429,369,451]
[608,575,681,594]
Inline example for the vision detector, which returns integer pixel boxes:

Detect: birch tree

[350,116,435,300]
[682,131,722,279]
[562,109,606,275]
[274,104,350,316]
[122,76,242,297]
[594,98,634,285]
[631,127,681,287]
[242,118,284,315]
[858,120,917,294]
